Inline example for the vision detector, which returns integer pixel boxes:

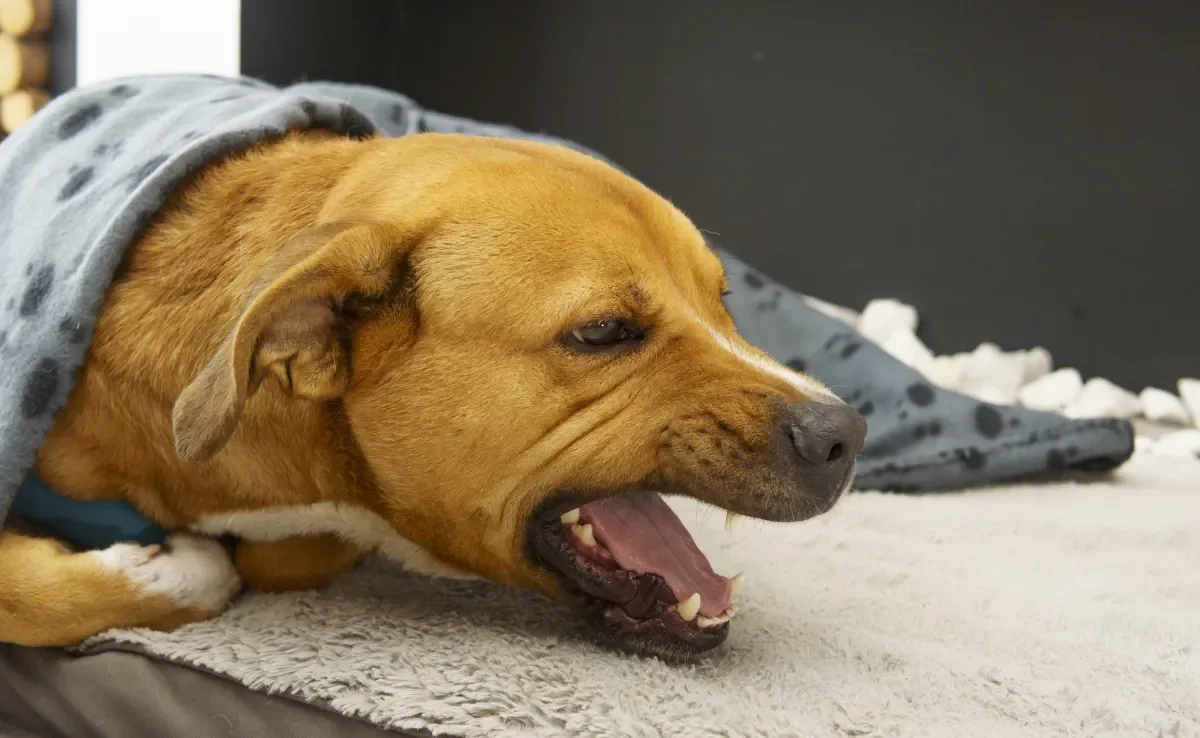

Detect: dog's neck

[38,132,385,526]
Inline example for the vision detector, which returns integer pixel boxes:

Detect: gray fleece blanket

[0,75,1134,529]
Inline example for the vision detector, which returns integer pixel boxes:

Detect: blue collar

[13,473,167,550]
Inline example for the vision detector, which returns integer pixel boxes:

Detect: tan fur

[235,536,364,592]
[1,130,838,646]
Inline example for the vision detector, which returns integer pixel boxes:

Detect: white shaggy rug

[86,453,1200,738]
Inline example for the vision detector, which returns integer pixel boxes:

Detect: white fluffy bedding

[85,451,1200,738]
[808,296,1200,461]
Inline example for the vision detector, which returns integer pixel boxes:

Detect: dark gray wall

[247,2,1199,390]
[49,0,76,94]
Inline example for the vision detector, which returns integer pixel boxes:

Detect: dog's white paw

[91,533,242,612]
[91,540,162,570]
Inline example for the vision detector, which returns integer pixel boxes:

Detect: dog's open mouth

[530,490,741,658]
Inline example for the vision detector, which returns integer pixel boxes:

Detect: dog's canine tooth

[729,572,744,597]
[560,508,581,525]
[724,511,742,532]
[677,592,701,622]
[573,523,596,547]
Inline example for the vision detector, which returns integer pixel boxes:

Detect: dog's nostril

[825,443,844,464]
[786,402,868,467]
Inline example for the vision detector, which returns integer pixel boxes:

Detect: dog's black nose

[787,402,868,468]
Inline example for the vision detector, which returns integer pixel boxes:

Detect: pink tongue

[580,492,731,618]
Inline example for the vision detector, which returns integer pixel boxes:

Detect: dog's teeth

[573,523,596,547]
[560,508,580,525]
[677,593,701,622]
[724,511,742,532]
[696,612,730,628]
[579,524,596,546]
[729,572,744,597]
[697,603,740,629]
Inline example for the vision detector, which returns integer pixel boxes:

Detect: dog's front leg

[234,535,365,592]
[0,531,241,647]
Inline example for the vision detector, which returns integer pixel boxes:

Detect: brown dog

[0,130,865,659]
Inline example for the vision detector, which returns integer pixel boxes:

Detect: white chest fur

[190,502,477,580]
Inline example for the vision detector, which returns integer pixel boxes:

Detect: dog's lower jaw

[594,605,730,663]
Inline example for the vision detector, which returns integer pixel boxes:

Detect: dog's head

[172,134,866,660]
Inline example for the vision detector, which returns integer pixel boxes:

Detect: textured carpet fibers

[87,453,1200,737]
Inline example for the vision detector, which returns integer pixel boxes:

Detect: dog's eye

[569,319,641,348]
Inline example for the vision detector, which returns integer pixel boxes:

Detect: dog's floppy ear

[172,221,410,463]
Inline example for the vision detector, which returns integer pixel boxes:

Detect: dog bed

[0,643,400,738]
[2,450,1174,737]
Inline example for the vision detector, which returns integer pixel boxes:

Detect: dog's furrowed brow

[551,281,651,330]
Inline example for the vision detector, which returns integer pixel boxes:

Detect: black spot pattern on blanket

[1046,449,1067,470]
[390,103,407,127]
[954,447,986,470]
[785,357,806,372]
[340,104,376,139]
[19,265,54,316]
[756,289,782,312]
[58,104,103,140]
[58,166,95,201]
[743,271,766,290]
[974,404,1004,439]
[58,317,87,344]
[905,382,935,407]
[109,84,139,99]
[21,358,60,418]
